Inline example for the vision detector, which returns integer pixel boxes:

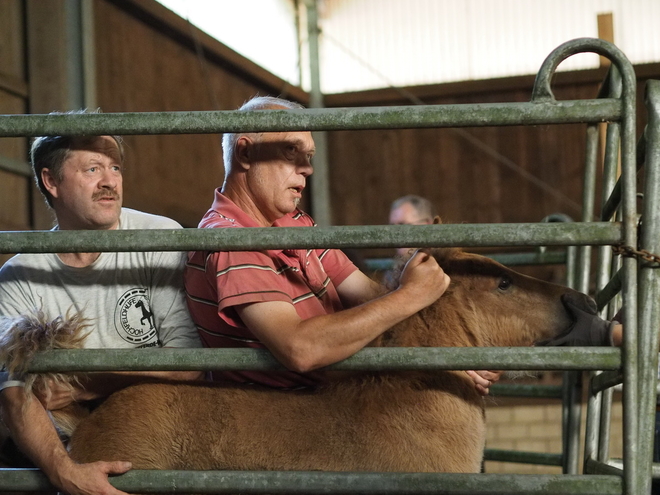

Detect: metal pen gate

[0,38,658,494]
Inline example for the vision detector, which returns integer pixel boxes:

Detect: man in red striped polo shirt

[184,96,497,393]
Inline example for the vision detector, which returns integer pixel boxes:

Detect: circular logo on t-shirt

[114,288,158,345]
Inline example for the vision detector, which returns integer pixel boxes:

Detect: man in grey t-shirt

[0,129,202,495]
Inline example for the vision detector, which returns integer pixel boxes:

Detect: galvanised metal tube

[364,251,568,272]
[562,370,582,475]
[23,347,621,373]
[590,37,641,495]
[600,131,646,223]
[584,373,604,471]
[532,37,638,492]
[635,79,660,495]
[607,458,660,477]
[588,69,623,470]
[598,387,615,463]
[0,155,31,177]
[489,384,563,399]
[591,370,623,396]
[584,458,624,476]
[595,268,623,311]
[483,450,562,466]
[576,124,599,294]
[0,100,622,138]
[0,469,624,495]
[565,123,599,475]
[0,223,622,254]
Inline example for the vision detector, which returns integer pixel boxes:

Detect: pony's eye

[498,276,512,291]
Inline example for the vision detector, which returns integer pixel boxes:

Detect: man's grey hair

[30,109,124,208]
[390,195,437,220]
[221,96,305,180]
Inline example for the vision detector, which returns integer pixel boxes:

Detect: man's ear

[41,168,60,199]
[234,136,253,171]
[432,215,443,225]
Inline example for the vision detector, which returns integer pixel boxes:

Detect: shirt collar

[206,189,306,256]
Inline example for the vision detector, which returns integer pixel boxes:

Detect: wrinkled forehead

[390,203,426,224]
[258,130,314,146]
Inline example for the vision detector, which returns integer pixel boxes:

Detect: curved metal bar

[532,37,638,493]
[532,38,635,103]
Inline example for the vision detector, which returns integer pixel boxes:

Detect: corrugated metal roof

[156,0,660,94]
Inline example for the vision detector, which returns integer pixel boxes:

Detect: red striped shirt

[184,191,357,388]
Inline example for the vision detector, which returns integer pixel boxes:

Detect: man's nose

[299,160,313,177]
[99,167,118,188]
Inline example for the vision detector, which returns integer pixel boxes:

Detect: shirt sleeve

[0,262,37,319]
[147,250,203,348]
[208,250,294,328]
[318,249,358,287]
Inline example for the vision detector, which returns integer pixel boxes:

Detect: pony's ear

[432,216,443,225]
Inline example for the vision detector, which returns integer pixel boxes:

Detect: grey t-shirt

[0,208,201,349]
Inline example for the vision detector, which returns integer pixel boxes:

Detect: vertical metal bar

[635,80,660,495]
[576,124,599,293]
[589,69,623,468]
[63,0,84,110]
[80,0,96,109]
[558,222,579,474]
[305,0,332,227]
[562,371,582,474]
[597,122,622,464]
[565,124,599,475]
[617,55,639,495]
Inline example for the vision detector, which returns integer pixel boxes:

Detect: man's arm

[237,251,450,372]
[0,387,131,495]
[335,270,384,307]
[333,258,502,395]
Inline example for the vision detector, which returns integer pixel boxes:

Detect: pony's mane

[386,247,463,291]
[0,310,90,400]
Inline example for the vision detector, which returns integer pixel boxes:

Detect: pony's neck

[371,302,477,348]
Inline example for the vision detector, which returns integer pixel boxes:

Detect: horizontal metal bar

[0,223,622,254]
[365,251,569,272]
[489,384,564,399]
[25,347,622,373]
[591,370,623,394]
[0,468,623,495]
[0,155,31,177]
[584,458,625,476]
[488,251,569,266]
[605,458,660,477]
[0,100,622,137]
[484,449,563,466]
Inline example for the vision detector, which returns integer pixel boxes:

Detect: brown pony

[57,247,579,473]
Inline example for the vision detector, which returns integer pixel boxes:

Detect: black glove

[537,293,613,347]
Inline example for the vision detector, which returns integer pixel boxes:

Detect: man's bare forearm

[0,387,74,487]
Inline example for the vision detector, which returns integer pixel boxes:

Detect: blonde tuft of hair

[0,309,90,401]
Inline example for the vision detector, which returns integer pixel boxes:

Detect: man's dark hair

[30,110,124,207]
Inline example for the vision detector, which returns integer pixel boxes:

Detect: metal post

[63,0,85,110]
[636,79,660,494]
[305,0,332,227]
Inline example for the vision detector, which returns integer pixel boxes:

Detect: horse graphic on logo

[114,288,158,345]
[135,300,155,330]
